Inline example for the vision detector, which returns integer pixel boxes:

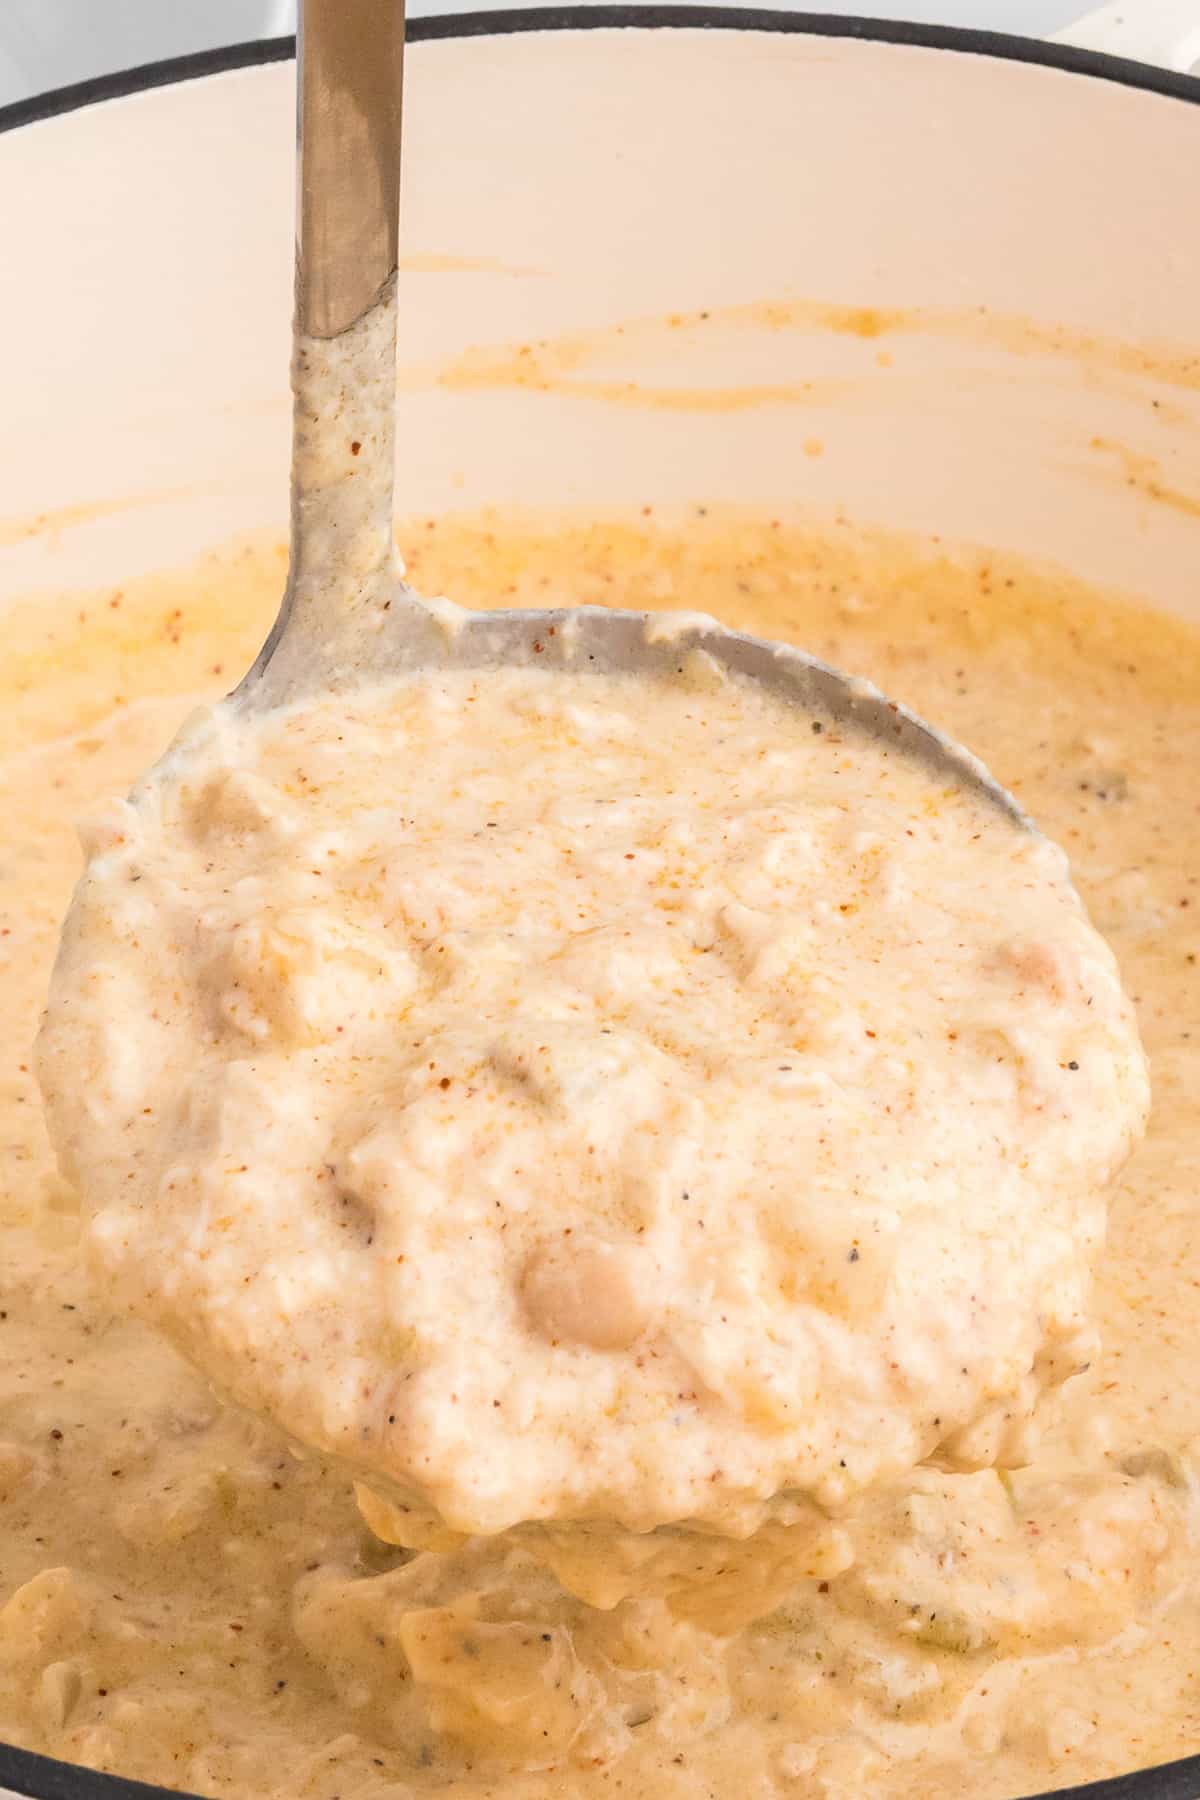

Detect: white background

[0,0,1101,111]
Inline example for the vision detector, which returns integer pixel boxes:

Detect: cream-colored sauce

[2,511,1199,1798]
[38,655,1143,1540]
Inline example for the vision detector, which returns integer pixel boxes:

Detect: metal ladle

[228,0,1029,842]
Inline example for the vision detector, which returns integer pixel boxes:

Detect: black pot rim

[1,9,1198,1800]
[0,4,1197,133]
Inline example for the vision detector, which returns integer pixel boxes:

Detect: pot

[1,10,1198,1799]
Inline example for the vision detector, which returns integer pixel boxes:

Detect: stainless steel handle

[296,0,404,340]
[243,0,407,698]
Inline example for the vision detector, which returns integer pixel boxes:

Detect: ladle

[231,0,1030,842]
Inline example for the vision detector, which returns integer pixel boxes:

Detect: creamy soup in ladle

[38,653,1144,1542]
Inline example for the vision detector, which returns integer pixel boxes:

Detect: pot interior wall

[1,26,1198,622]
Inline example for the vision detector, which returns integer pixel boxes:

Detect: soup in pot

[1,507,1198,1799]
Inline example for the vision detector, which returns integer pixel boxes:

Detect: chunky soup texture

[39,657,1144,1542]
[1,510,1198,1800]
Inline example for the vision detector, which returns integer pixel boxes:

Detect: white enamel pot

[1,10,1199,1800]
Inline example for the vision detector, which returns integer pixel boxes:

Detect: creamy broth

[2,510,1198,1798]
[38,652,1144,1541]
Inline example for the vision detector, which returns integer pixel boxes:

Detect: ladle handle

[296,0,404,339]
[245,0,407,700]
